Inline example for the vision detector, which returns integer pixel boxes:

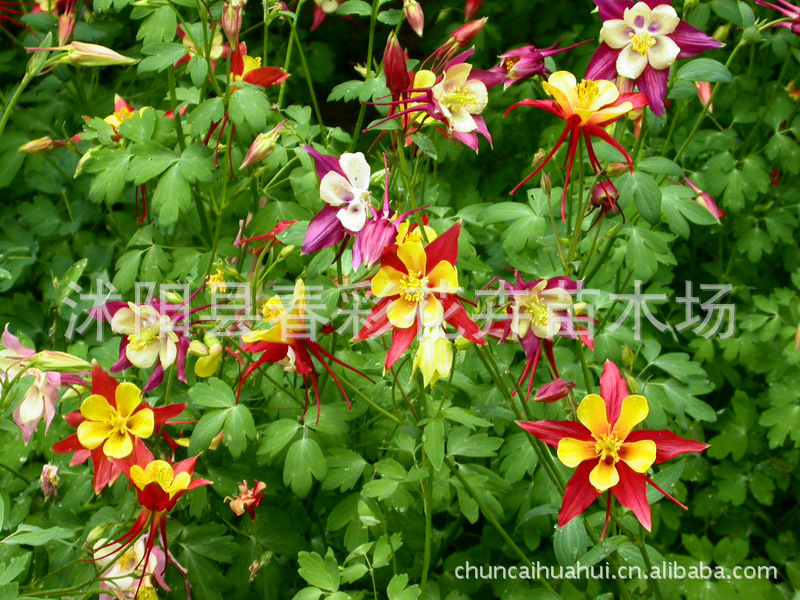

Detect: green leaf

[387,574,421,600]
[223,403,257,458]
[423,417,445,471]
[189,98,225,135]
[0,554,30,586]
[229,86,270,131]
[575,536,627,568]
[136,5,177,45]
[54,258,88,307]
[553,517,587,566]
[127,143,180,185]
[84,149,132,203]
[479,202,534,224]
[189,409,228,455]
[258,419,302,458]
[112,250,144,293]
[377,8,403,25]
[179,143,215,184]
[759,403,800,447]
[337,0,372,16]
[2,525,75,546]
[138,43,189,73]
[284,437,328,498]
[677,59,733,84]
[152,163,191,226]
[189,378,236,409]
[297,549,339,592]
[116,108,157,144]
[638,157,684,177]
[621,171,662,225]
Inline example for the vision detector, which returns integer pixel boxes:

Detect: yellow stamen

[593,432,623,463]
[629,31,656,56]
[261,296,285,321]
[503,55,522,73]
[207,269,227,294]
[575,80,600,109]
[127,326,159,352]
[441,87,479,112]
[400,271,428,303]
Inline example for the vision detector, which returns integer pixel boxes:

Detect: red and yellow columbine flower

[240,279,371,421]
[225,480,267,520]
[356,222,484,369]
[53,363,185,493]
[97,444,211,596]
[505,71,647,221]
[518,361,708,534]
[76,381,154,459]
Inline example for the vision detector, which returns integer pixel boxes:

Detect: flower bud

[18,136,64,154]
[685,178,723,221]
[353,216,397,270]
[464,0,482,20]
[605,162,629,178]
[623,372,639,394]
[188,339,209,356]
[621,345,635,369]
[383,33,411,95]
[210,430,224,451]
[713,23,731,42]
[27,350,91,372]
[57,2,77,46]
[534,379,575,403]
[64,42,138,67]
[40,463,59,503]
[195,342,223,378]
[540,172,552,196]
[403,0,424,37]
[240,120,287,169]
[74,148,93,177]
[591,180,619,213]
[450,17,487,46]
[694,81,713,113]
[222,0,245,47]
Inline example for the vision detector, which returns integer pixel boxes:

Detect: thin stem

[637,523,665,600]
[290,27,326,139]
[167,68,187,152]
[0,70,33,139]
[278,0,304,108]
[349,0,381,152]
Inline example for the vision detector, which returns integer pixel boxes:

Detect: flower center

[441,87,479,112]
[593,433,622,463]
[108,411,132,435]
[629,31,656,56]
[400,271,428,303]
[207,269,227,294]
[143,460,176,491]
[261,296,285,322]
[575,80,600,109]
[521,295,549,330]
[503,55,522,74]
[127,325,160,352]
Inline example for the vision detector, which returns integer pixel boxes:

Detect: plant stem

[637,523,665,600]
[290,26,326,139]
[0,71,33,139]
[278,0,304,108]
[349,0,381,152]
[167,68,187,152]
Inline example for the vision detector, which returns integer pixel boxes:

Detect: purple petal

[638,65,670,116]
[473,115,493,147]
[2,325,35,357]
[176,336,190,383]
[111,337,133,372]
[143,363,165,393]
[594,0,630,21]
[586,44,620,80]
[304,145,345,180]
[640,0,670,8]
[302,205,347,254]
[88,302,128,322]
[451,131,480,152]
[471,67,506,89]
[671,22,724,59]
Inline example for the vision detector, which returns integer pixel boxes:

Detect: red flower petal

[612,461,651,530]
[425,221,461,268]
[517,420,592,447]
[599,360,627,425]
[558,460,601,527]
[385,325,418,370]
[626,429,709,464]
[91,362,119,406]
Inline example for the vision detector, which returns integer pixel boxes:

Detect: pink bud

[534,379,575,403]
[240,120,287,169]
[57,1,76,46]
[591,180,619,214]
[694,81,713,113]
[450,17,487,46]
[222,0,244,47]
[685,178,724,221]
[403,0,424,36]
[41,464,59,503]
[464,0,482,20]
[65,42,138,66]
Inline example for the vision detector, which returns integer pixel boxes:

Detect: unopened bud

[742,24,762,45]
[74,148,93,178]
[383,33,411,94]
[532,148,548,170]
[27,350,90,372]
[58,7,76,46]
[694,81,713,113]
[222,0,244,47]
[210,430,224,451]
[403,0,424,37]
[19,136,64,154]
[188,339,209,356]
[621,345,635,369]
[450,17,487,46]
[534,379,575,403]
[64,42,138,66]
[40,464,59,503]
[713,23,731,43]
[623,372,639,394]
[240,120,287,169]
[165,290,184,304]
[540,172,552,196]
[606,162,629,178]
[464,0,482,20]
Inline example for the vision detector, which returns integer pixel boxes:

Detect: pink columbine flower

[403,0,424,36]
[1,325,87,444]
[473,41,590,89]
[91,290,207,392]
[302,146,373,255]
[755,0,800,34]
[587,0,722,116]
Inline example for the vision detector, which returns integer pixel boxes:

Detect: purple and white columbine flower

[587,0,722,116]
[302,146,373,255]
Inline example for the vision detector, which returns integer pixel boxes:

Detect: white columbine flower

[600,2,681,80]
[431,63,488,133]
[111,303,178,370]
[319,152,372,233]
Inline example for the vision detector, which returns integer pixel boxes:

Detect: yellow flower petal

[387,298,418,328]
[127,408,155,439]
[115,382,142,418]
[143,460,175,491]
[397,242,427,277]
[414,69,437,89]
[591,101,634,125]
[613,394,649,439]
[420,295,444,328]
[290,279,307,324]
[242,326,285,344]
[103,430,133,459]
[77,420,113,449]
[543,71,578,116]
[619,440,657,473]
[130,464,147,490]
[427,260,459,293]
[557,438,598,468]
[80,394,115,422]
[371,266,404,298]
[589,79,620,111]
[589,459,620,492]
[576,394,610,437]
[171,471,191,495]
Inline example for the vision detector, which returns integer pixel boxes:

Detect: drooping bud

[533,379,575,403]
[403,0,424,37]
[240,120,287,169]
[713,23,731,42]
[694,81,713,113]
[225,480,267,520]
[464,0,482,20]
[540,172,552,196]
[18,136,65,154]
[353,215,397,270]
[413,325,454,387]
[605,162,629,178]
[41,463,59,503]
[685,178,724,221]
[222,0,245,47]
[450,17,487,46]
[621,345,635,369]
[591,180,620,214]
[57,0,77,46]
